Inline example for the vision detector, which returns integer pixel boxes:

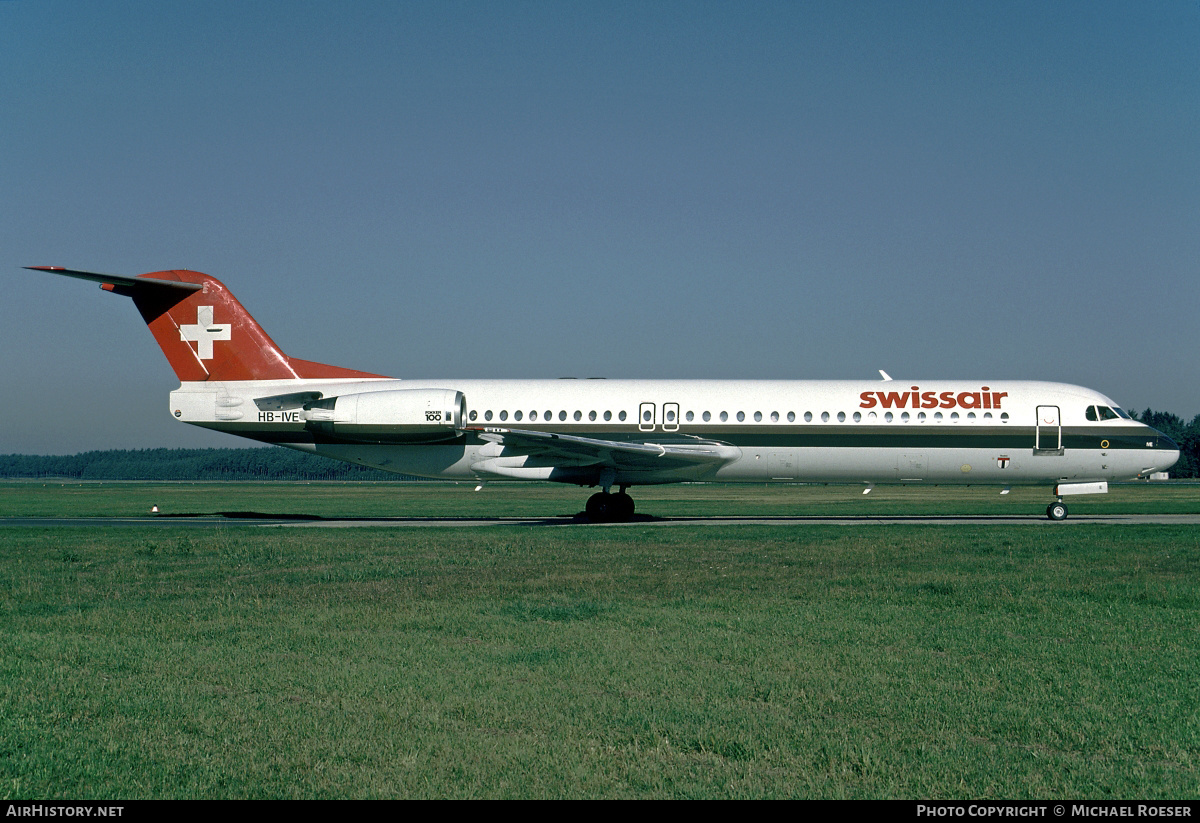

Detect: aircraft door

[663,402,680,432]
[639,402,656,432]
[896,453,927,481]
[768,452,797,480]
[1035,405,1063,455]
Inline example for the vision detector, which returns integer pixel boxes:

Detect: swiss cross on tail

[179,306,232,359]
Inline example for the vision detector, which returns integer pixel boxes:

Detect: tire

[586,492,612,522]
[1047,502,1068,521]
[612,492,635,521]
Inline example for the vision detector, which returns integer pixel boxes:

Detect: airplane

[24,266,1180,521]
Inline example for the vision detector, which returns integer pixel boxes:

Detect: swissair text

[860,386,1008,411]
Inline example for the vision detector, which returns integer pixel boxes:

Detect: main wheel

[586,492,613,522]
[586,491,638,522]
[1047,502,1068,521]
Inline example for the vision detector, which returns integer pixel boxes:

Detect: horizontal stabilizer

[25,266,203,294]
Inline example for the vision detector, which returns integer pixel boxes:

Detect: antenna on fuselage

[878,370,893,381]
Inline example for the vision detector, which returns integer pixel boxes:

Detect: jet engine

[302,388,466,443]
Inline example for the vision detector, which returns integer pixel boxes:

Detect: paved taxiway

[4,514,1200,528]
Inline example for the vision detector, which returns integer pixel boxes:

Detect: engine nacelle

[303,388,466,444]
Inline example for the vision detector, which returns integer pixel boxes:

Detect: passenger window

[619,411,627,421]
[753,411,762,422]
[703,411,711,422]
[604,411,612,421]
[514,410,523,421]
[559,411,567,421]
[469,410,478,421]
[589,410,597,421]
[499,410,508,421]
[737,411,745,422]
[821,412,830,422]
[484,410,493,421]
[720,412,729,422]
[574,411,583,421]
[787,412,795,422]
[804,412,813,422]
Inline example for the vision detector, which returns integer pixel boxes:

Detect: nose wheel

[585,490,636,522]
[1047,500,1068,521]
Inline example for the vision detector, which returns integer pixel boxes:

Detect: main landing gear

[585,488,636,522]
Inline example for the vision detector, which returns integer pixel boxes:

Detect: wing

[467,426,741,484]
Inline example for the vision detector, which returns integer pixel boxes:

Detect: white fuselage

[169,378,1180,488]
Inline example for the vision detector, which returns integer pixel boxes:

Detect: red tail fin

[28,267,387,382]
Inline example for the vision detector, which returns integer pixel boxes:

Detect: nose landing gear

[1047,499,1068,521]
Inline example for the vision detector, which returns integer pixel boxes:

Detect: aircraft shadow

[142,511,1121,526]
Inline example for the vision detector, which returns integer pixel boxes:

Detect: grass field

[1,483,1198,798]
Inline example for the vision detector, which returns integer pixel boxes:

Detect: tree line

[2,411,1197,480]
[0,448,415,481]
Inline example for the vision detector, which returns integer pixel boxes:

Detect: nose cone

[1150,431,1181,474]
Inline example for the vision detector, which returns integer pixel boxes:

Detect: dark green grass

[2,479,1198,518]
[1,523,1197,798]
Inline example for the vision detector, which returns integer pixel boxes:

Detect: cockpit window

[1113,407,1130,419]
[1087,405,1124,421]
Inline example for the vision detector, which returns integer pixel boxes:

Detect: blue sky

[2,1,1198,453]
